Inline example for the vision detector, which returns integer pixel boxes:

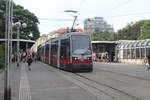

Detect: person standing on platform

[147,54,150,71]
[27,55,33,71]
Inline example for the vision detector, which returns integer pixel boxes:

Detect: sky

[14,0,150,35]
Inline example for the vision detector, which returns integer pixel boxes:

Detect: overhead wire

[104,12,150,18]
[38,11,150,21]
[103,0,133,14]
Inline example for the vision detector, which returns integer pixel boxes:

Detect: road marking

[19,63,32,100]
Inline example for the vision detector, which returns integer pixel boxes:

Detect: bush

[0,44,5,69]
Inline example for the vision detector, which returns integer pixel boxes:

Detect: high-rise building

[84,17,114,33]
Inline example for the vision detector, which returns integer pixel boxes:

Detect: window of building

[136,48,140,58]
[123,49,127,59]
[146,47,150,55]
[131,49,136,58]
[127,49,131,58]
[141,48,145,58]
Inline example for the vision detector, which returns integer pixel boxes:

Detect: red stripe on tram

[40,56,92,64]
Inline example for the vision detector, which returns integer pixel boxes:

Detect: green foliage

[13,5,40,40]
[0,44,5,69]
[0,1,40,40]
[91,28,114,41]
[137,20,150,40]
[117,20,150,40]
[0,0,5,38]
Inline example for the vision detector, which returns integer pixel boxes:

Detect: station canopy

[117,39,150,49]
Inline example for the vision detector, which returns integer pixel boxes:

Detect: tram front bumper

[65,63,93,72]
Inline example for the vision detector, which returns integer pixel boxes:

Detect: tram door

[45,44,49,64]
[50,41,58,67]
[60,38,70,68]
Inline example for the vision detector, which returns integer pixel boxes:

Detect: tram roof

[47,32,89,41]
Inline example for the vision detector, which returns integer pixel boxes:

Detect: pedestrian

[22,52,27,63]
[146,54,150,71]
[27,55,33,71]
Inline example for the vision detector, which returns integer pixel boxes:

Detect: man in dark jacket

[27,55,33,70]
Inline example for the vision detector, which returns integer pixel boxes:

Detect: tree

[91,28,114,41]
[0,0,5,38]
[13,5,40,40]
[0,1,40,40]
[137,20,150,40]
[116,20,150,40]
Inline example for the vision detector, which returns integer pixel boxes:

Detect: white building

[84,17,114,33]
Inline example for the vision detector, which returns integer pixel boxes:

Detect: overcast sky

[14,0,150,35]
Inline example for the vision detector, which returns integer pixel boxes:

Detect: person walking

[27,55,33,71]
[147,54,150,71]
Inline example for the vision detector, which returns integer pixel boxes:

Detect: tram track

[41,63,141,100]
[97,68,150,82]
[74,73,140,100]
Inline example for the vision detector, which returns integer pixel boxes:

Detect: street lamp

[14,22,27,67]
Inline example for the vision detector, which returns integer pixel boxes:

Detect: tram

[37,32,93,72]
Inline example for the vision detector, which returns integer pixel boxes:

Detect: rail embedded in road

[42,62,140,100]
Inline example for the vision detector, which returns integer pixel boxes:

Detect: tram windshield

[72,35,92,55]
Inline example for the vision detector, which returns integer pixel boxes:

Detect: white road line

[19,63,32,100]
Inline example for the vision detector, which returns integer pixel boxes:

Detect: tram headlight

[72,57,78,60]
[87,57,92,60]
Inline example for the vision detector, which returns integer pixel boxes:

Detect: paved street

[0,62,150,100]
[78,62,150,100]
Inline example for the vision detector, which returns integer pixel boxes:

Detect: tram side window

[45,44,49,58]
[60,38,70,60]
[42,47,44,56]
[51,41,58,59]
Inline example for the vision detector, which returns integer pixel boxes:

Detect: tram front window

[72,35,92,55]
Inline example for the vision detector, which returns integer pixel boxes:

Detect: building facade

[84,17,114,33]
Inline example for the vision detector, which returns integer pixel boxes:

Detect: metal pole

[4,0,12,99]
[26,42,28,52]
[17,26,20,67]
[4,0,9,99]
[71,16,77,31]
[9,1,13,99]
